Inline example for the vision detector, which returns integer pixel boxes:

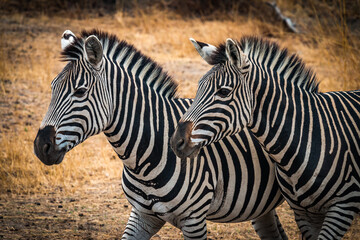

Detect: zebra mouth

[33,126,67,166]
[185,144,201,159]
[34,145,66,166]
[53,152,66,165]
[170,137,202,159]
[170,120,203,159]
[173,143,201,159]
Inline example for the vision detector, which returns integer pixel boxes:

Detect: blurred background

[0,0,359,239]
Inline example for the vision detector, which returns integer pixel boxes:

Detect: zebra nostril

[176,138,186,151]
[43,143,51,155]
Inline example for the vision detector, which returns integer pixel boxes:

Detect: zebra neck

[249,81,316,169]
[104,76,190,175]
[250,87,360,206]
[250,83,360,173]
[101,46,192,175]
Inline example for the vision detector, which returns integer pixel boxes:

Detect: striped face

[34,32,112,165]
[171,39,252,159]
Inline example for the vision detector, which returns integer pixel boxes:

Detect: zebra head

[34,30,113,165]
[171,38,252,159]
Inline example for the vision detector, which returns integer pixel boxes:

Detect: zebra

[171,36,360,239]
[33,29,288,239]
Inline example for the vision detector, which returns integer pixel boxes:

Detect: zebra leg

[293,211,322,240]
[274,211,288,240]
[181,217,207,239]
[122,207,165,240]
[251,209,288,240]
[318,205,357,240]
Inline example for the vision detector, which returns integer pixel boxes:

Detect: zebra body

[172,37,360,239]
[34,30,287,239]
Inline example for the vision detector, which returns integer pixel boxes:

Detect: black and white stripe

[34,30,288,239]
[175,36,360,239]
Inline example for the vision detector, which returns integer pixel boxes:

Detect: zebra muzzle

[170,121,201,159]
[34,125,66,166]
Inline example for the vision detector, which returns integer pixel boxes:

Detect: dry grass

[0,132,120,194]
[0,1,359,239]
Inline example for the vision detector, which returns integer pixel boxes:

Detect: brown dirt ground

[1,183,359,239]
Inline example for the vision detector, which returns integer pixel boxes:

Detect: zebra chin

[35,150,66,166]
[171,142,202,159]
[33,125,67,166]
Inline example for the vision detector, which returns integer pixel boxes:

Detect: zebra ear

[84,35,103,69]
[61,30,76,50]
[225,38,248,70]
[190,38,217,65]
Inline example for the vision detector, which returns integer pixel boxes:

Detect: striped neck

[240,38,319,169]
[249,82,314,167]
[248,72,360,204]
[99,47,189,175]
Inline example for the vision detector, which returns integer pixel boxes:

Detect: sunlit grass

[0,129,120,194]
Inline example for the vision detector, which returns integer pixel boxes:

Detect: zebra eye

[216,87,232,98]
[73,87,87,97]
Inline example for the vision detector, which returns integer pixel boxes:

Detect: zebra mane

[210,37,319,93]
[61,29,178,98]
